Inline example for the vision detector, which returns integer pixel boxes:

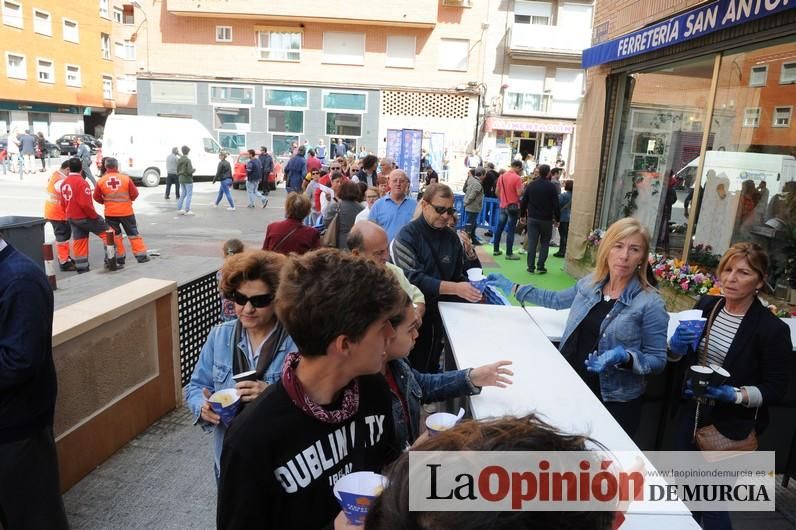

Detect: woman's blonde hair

[593,217,652,289]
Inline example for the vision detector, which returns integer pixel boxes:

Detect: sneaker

[59,259,77,272]
[247,204,255,208]
[77,267,90,274]
[537,268,548,274]
[527,267,535,273]
[492,250,503,257]
[177,210,185,215]
[226,206,236,211]
[553,252,565,258]
[117,257,126,266]
[211,202,218,208]
[262,198,269,208]
[184,210,195,216]
[506,254,520,261]
[137,256,150,263]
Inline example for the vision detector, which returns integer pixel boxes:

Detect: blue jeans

[527,218,553,270]
[492,207,518,255]
[246,180,266,206]
[177,183,193,212]
[215,178,234,207]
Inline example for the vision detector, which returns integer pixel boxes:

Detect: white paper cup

[466,268,485,282]
[426,412,461,436]
[333,471,388,525]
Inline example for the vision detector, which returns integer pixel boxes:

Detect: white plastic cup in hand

[426,411,462,436]
[333,471,388,525]
[466,268,485,281]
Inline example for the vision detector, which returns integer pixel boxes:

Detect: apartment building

[480,0,594,172]
[132,0,489,177]
[0,0,115,139]
[108,1,143,112]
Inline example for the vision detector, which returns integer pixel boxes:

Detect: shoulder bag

[320,212,339,248]
[499,175,520,216]
[693,300,758,455]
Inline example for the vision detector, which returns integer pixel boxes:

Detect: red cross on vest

[107,176,122,191]
[62,184,73,201]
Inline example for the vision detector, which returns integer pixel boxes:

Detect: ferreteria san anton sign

[582,0,796,69]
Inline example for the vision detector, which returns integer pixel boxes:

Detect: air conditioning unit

[442,0,472,7]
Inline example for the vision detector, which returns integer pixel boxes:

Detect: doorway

[512,137,537,161]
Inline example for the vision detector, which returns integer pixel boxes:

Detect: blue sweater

[0,243,57,443]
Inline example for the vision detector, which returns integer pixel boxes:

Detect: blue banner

[401,129,423,193]
[386,129,402,162]
[582,0,795,69]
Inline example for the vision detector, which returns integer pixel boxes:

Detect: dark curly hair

[275,249,403,357]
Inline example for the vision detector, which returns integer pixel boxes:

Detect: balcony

[502,92,580,119]
[167,0,438,27]
[508,24,591,62]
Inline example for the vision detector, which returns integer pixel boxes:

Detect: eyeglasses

[430,204,456,216]
[232,291,275,308]
[330,166,341,170]
[366,195,379,200]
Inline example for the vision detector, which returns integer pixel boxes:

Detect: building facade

[1,0,117,139]
[131,0,489,181]
[570,0,795,298]
[480,0,593,173]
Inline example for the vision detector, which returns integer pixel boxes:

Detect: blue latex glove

[486,273,514,297]
[683,379,695,399]
[584,346,629,373]
[705,384,736,403]
[669,324,699,355]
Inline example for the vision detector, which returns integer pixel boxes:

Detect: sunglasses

[232,291,275,308]
[430,204,457,216]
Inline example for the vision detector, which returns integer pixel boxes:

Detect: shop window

[0,111,9,133]
[214,107,250,131]
[65,64,81,87]
[5,52,26,79]
[150,81,196,104]
[257,31,301,62]
[743,108,760,128]
[322,32,365,66]
[2,1,22,29]
[216,26,232,43]
[37,58,54,83]
[781,62,796,84]
[264,88,308,108]
[438,38,469,71]
[326,113,362,137]
[749,65,767,87]
[514,1,551,25]
[386,35,415,69]
[267,109,303,134]
[772,106,792,127]
[210,85,253,106]
[63,18,79,43]
[272,134,299,158]
[33,9,51,36]
[603,55,715,257]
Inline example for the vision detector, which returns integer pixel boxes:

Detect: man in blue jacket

[244,148,267,208]
[283,145,306,194]
[0,236,69,529]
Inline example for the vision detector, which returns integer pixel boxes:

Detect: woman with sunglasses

[184,249,296,480]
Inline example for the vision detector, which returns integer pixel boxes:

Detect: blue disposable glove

[584,346,629,373]
[683,379,695,399]
[486,273,514,297]
[669,324,699,355]
[705,384,737,403]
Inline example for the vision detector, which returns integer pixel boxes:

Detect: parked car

[55,134,99,155]
[0,137,61,158]
[233,152,279,190]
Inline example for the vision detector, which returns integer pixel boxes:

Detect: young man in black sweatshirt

[217,249,404,529]
[520,164,561,274]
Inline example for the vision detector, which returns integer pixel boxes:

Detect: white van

[102,113,223,187]
[675,151,796,194]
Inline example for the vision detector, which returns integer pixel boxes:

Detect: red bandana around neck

[281,351,360,424]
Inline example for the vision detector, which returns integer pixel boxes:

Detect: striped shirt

[699,308,743,367]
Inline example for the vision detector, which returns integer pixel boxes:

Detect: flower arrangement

[649,253,721,296]
[586,228,605,248]
[689,244,721,270]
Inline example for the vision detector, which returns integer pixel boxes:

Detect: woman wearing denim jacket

[383,297,514,448]
[185,250,296,478]
[488,217,668,439]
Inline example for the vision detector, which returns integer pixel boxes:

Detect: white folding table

[439,302,700,529]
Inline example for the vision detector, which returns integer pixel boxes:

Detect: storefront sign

[583,0,796,69]
[485,117,574,134]
[0,101,79,114]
